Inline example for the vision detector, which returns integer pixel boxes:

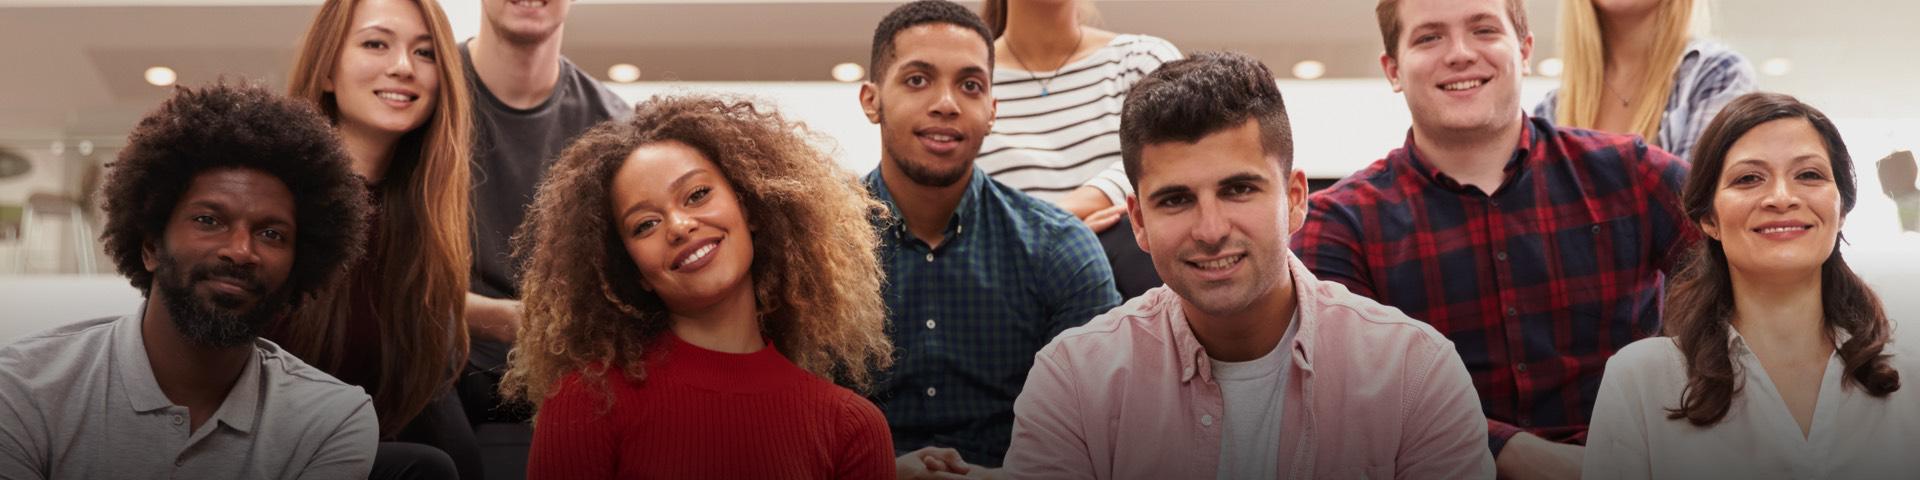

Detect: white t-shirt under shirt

[1208,310,1301,480]
[979,34,1182,206]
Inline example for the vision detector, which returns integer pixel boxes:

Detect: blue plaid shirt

[866,167,1120,467]
[1535,38,1757,162]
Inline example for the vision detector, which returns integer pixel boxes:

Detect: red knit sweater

[526,334,894,479]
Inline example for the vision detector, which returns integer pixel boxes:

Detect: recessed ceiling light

[608,64,641,83]
[144,66,176,87]
[1291,60,1325,80]
[77,140,94,156]
[1538,57,1564,77]
[1762,58,1792,76]
[832,62,866,83]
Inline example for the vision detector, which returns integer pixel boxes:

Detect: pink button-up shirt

[1003,257,1494,479]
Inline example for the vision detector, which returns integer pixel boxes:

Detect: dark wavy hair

[1664,92,1900,426]
[100,82,368,309]
[501,94,894,410]
[869,0,995,82]
[1120,51,1293,189]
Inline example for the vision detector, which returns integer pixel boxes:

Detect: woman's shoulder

[1109,33,1182,59]
[1607,337,1688,379]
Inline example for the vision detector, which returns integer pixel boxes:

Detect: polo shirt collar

[114,302,263,433]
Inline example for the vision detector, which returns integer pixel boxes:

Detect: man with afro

[0,83,378,479]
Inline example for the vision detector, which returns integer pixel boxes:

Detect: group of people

[1,0,1914,479]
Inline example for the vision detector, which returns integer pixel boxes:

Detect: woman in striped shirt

[978,0,1181,231]
[979,0,1182,298]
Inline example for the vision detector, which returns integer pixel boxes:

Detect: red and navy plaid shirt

[1290,116,1697,456]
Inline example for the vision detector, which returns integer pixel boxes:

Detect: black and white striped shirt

[980,34,1182,205]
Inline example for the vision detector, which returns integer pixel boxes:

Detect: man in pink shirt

[1001,52,1495,479]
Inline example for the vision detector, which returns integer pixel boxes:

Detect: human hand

[1495,433,1583,480]
[896,447,973,480]
[1081,205,1127,233]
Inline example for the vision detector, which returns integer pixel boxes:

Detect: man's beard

[152,250,290,349]
[878,110,973,188]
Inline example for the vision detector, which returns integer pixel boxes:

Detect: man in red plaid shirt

[1291,0,1698,478]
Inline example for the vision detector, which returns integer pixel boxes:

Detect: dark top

[864,167,1120,466]
[460,40,631,300]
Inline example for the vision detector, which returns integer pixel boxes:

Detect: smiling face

[861,23,997,188]
[1380,0,1532,137]
[327,0,440,142]
[609,141,756,315]
[1129,120,1307,319]
[145,168,299,348]
[1702,117,1846,279]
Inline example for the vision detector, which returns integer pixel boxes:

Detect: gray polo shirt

[0,306,377,479]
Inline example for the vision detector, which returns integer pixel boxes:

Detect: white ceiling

[1,0,1916,148]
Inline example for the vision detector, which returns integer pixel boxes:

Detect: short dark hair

[1120,51,1293,189]
[100,82,368,307]
[869,0,995,82]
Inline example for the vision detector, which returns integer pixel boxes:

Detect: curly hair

[501,93,895,410]
[100,82,368,309]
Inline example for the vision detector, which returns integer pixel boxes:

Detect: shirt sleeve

[1664,49,1759,162]
[1582,349,1656,480]
[294,398,377,480]
[527,374,618,480]
[1087,36,1188,206]
[0,363,48,480]
[1634,139,1699,275]
[833,395,896,480]
[1041,224,1122,340]
[1533,88,1560,122]
[1397,338,1498,480]
[1290,193,1377,298]
[1002,346,1097,480]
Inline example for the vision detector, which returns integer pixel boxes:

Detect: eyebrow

[1218,172,1270,187]
[183,199,294,230]
[1410,12,1502,34]
[619,168,710,222]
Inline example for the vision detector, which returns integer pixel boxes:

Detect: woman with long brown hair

[1584,92,1918,478]
[501,94,895,479]
[1535,0,1755,161]
[278,0,475,477]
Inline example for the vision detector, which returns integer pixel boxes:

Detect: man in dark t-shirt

[460,0,630,430]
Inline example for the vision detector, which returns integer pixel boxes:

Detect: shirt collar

[114,303,175,413]
[1172,255,1325,384]
[115,302,263,432]
[1399,116,1541,194]
[1726,322,1854,357]
[865,166,987,244]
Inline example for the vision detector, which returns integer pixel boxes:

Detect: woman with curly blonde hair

[501,93,896,479]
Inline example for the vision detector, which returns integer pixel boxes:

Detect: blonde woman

[1535,0,1756,161]
[279,0,475,477]
[503,94,895,479]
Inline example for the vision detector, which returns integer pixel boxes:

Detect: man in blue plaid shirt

[856,2,1121,477]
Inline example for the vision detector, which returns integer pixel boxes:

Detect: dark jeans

[371,442,458,480]
[1099,216,1163,301]
[391,389,484,480]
